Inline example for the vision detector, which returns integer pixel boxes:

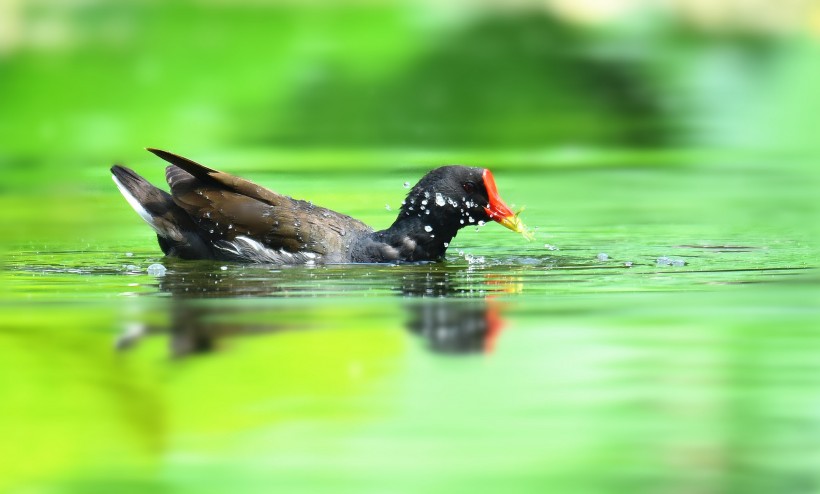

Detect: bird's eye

[462,181,475,193]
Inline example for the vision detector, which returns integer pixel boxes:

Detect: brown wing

[150,149,371,260]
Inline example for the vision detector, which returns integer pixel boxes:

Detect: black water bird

[112,148,528,264]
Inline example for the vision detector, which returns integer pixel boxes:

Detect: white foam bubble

[147,263,166,277]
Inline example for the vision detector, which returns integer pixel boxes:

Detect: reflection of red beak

[483,300,504,353]
[483,169,524,233]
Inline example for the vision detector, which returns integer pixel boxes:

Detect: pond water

[1,155,817,493]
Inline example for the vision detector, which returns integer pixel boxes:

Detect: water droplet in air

[385,204,391,211]
[403,181,410,188]
[424,225,433,232]
[468,217,475,223]
[220,266,228,271]
[443,242,449,247]
[477,220,485,226]
[459,219,464,224]
[435,193,446,206]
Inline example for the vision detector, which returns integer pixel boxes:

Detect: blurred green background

[2,0,819,182]
[3,0,819,246]
[1,1,819,493]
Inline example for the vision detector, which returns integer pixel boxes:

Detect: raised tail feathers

[111,165,171,234]
[111,164,213,259]
[146,148,219,180]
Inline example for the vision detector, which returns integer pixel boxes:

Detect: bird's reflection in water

[117,263,512,357]
[400,270,505,354]
[405,300,503,354]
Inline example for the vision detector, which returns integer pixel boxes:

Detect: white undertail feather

[111,174,163,235]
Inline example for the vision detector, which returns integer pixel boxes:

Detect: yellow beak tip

[498,215,534,241]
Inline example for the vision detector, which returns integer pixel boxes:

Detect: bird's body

[112,149,527,264]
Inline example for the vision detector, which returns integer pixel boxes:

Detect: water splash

[657,257,686,267]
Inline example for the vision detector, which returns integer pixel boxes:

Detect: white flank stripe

[215,235,321,264]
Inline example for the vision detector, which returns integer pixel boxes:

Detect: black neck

[377,209,461,261]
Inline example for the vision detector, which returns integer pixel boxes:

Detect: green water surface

[1,150,818,494]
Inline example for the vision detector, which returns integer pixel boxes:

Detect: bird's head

[402,165,529,236]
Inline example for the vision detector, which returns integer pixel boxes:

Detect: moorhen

[111,148,529,263]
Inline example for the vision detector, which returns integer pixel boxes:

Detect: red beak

[483,169,524,233]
